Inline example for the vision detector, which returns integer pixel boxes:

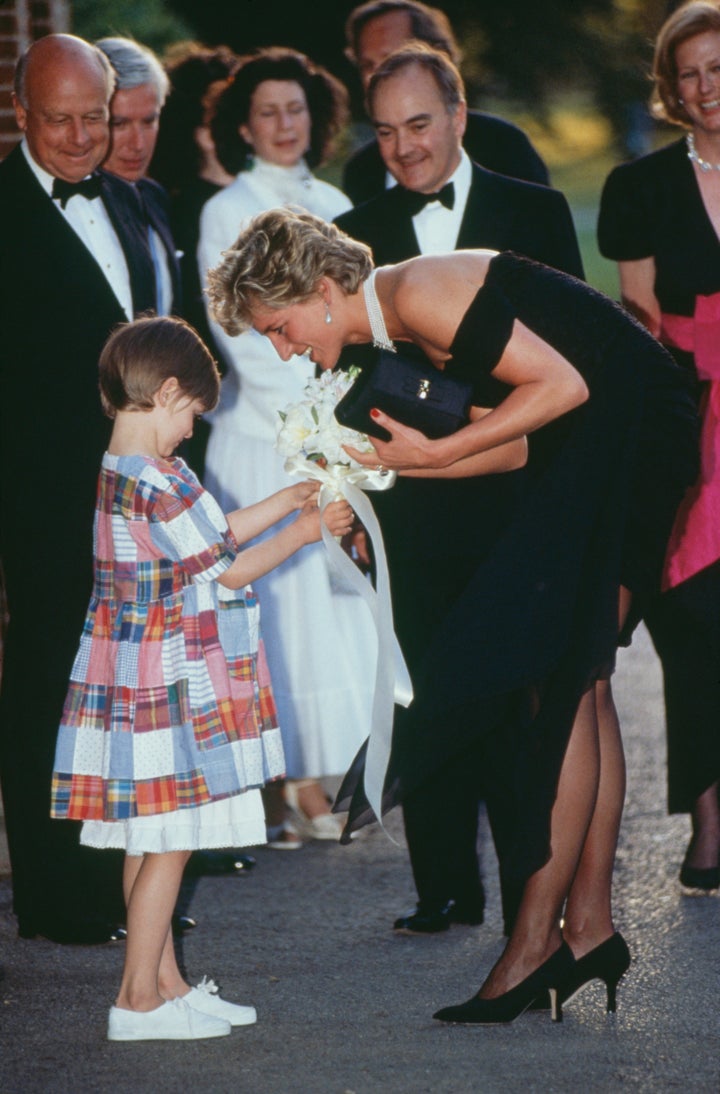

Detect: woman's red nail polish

[370,408,380,419]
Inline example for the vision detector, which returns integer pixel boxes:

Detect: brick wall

[0,0,70,159]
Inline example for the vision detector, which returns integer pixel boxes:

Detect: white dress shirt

[22,140,133,318]
[146,223,172,317]
[411,149,472,255]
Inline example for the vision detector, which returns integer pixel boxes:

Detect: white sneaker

[266,821,304,850]
[183,976,257,1027]
[108,997,231,1041]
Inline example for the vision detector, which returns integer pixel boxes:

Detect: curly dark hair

[149,42,238,192]
[211,47,349,176]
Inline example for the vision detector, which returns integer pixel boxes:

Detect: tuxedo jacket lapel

[1,149,131,321]
[98,170,157,315]
[373,187,422,264]
[457,165,517,250]
[137,177,182,312]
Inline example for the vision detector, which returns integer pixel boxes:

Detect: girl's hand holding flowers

[286,480,321,509]
[321,498,355,539]
[295,496,354,545]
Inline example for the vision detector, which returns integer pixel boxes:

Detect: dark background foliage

[74,0,677,131]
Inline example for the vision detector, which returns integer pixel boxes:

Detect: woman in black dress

[599,0,720,893]
[205,208,698,1023]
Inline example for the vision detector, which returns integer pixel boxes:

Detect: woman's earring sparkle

[325,305,332,325]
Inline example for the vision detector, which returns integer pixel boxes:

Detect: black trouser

[644,559,720,814]
[402,731,523,935]
[0,582,124,937]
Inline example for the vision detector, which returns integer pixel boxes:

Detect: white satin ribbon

[284,455,413,832]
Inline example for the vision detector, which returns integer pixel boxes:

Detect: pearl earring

[325,304,332,325]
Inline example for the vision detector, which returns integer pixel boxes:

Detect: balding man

[0,34,161,944]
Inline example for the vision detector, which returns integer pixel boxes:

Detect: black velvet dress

[599,138,720,814]
[336,252,699,887]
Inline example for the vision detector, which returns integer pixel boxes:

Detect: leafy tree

[73,0,679,151]
[72,0,193,52]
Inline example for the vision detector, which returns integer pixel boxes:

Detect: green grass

[551,152,621,299]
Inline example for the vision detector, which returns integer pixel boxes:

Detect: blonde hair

[206,207,373,336]
[652,0,720,125]
[99,315,220,418]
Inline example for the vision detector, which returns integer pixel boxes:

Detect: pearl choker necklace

[362,271,396,352]
[686,132,720,172]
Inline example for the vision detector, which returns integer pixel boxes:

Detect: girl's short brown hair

[98,315,221,418]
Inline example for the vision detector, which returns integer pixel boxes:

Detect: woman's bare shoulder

[387,251,497,349]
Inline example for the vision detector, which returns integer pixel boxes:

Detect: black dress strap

[446,256,516,405]
[449,258,516,372]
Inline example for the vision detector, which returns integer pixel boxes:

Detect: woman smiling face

[239,79,311,167]
[676,30,720,137]
[252,286,346,372]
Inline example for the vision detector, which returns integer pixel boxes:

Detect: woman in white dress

[198,48,376,844]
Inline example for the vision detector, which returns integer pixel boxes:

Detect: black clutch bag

[334,350,473,442]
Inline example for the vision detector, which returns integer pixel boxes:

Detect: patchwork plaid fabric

[52,454,285,821]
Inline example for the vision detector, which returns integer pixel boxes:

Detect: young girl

[50,315,354,1042]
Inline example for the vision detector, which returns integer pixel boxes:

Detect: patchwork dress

[51,453,285,854]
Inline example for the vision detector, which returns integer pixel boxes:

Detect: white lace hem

[80,789,266,855]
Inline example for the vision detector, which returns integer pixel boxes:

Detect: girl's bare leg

[115,850,191,1012]
[479,686,601,998]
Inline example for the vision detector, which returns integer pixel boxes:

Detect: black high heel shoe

[433,941,575,1025]
[529,931,631,1014]
[679,855,720,892]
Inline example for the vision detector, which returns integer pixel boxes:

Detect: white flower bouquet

[275,365,409,839]
[276,365,377,471]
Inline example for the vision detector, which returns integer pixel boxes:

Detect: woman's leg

[561,587,632,957]
[287,778,333,819]
[479,686,601,998]
[562,677,625,957]
[115,850,191,1012]
[685,780,720,870]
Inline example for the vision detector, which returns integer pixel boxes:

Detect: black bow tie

[398,181,455,215]
[52,174,103,208]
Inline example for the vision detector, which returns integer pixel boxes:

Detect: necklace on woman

[362,271,396,352]
[686,132,720,172]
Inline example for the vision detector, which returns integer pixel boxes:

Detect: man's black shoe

[171,914,197,935]
[18,917,126,944]
[393,896,485,934]
[187,850,257,875]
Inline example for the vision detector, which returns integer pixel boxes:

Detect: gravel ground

[1,625,718,1093]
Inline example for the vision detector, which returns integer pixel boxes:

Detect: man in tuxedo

[335,45,584,937]
[95,37,181,319]
[342,0,549,204]
[0,34,162,943]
